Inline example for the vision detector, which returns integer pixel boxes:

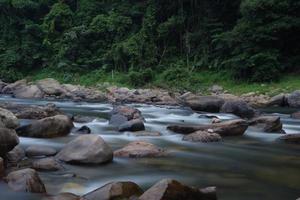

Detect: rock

[37,78,66,96]
[109,105,144,125]
[139,179,217,200]
[211,118,221,124]
[75,126,91,134]
[2,79,27,94]
[291,111,300,119]
[0,157,4,178]
[199,186,217,200]
[0,80,7,91]
[81,181,143,200]
[249,116,284,133]
[268,94,287,107]
[287,90,300,107]
[114,141,165,158]
[32,157,62,171]
[26,145,57,157]
[5,168,46,193]
[128,131,162,137]
[168,119,248,136]
[183,96,225,112]
[0,107,19,129]
[183,131,222,143]
[63,84,107,102]
[42,193,79,200]
[73,115,95,123]
[276,134,300,144]
[6,145,25,164]
[220,100,257,119]
[13,85,44,99]
[56,135,113,164]
[209,85,223,94]
[16,115,73,138]
[118,119,145,132]
[0,128,19,156]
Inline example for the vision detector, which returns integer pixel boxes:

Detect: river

[0,96,299,200]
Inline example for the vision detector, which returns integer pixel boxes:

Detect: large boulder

[32,157,63,171]
[291,111,300,119]
[276,134,300,144]
[2,79,27,94]
[26,145,57,157]
[5,168,46,193]
[16,115,73,138]
[114,141,165,158]
[118,119,145,132]
[43,193,79,200]
[249,116,284,133]
[81,181,143,200]
[168,119,248,136]
[220,100,257,119]
[56,135,113,164]
[183,131,222,143]
[267,94,287,107]
[287,90,300,107]
[139,179,217,200]
[0,107,19,129]
[0,128,19,156]
[182,96,225,113]
[37,78,66,96]
[109,105,144,125]
[13,85,44,99]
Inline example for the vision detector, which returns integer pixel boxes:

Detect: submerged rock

[26,145,57,157]
[56,135,113,164]
[114,141,165,158]
[0,107,19,129]
[183,131,222,143]
[139,179,217,200]
[32,157,63,171]
[128,131,162,137]
[81,181,143,200]
[220,100,257,119]
[0,128,19,156]
[249,116,284,133]
[276,134,300,144]
[75,126,91,134]
[16,115,73,138]
[118,119,145,132]
[5,168,46,193]
[168,119,248,136]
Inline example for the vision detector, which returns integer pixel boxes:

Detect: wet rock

[5,168,46,193]
[0,128,19,156]
[114,141,165,158]
[109,105,144,125]
[211,118,221,124]
[118,119,145,132]
[128,131,162,137]
[56,135,113,164]
[43,193,79,200]
[287,90,300,107]
[183,131,222,143]
[37,78,66,96]
[16,115,73,138]
[6,145,25,164]
[81,181,143,200]
[183,96,225,112]
[249,116,284,133]
[220,100,257,119]
[0,157,4,178]
[139,179,217,200]
[291,111,300,119]
[13,85,44,99]
[276,134,300,144]
[26,145,57,157]
[73,115,95,123]
[2,79,27,94]
[0,107,19,129]
[168,119,248,136]
[267,94,287,107]
[32,157,63,171]
[75,126,91,134]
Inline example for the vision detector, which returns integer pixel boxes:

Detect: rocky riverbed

[0,82,299,200]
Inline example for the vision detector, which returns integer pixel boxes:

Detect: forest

[0,0,300,89]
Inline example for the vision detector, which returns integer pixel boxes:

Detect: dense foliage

[0,0,299,84]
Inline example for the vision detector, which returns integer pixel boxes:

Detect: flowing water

[0,96,299,200]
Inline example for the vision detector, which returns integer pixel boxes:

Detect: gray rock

[37,78,66,96]
[0,128,19,156]
[13,85,44,99]
[249,116,284,133]
[0,107,19,129]
[6,145,25,164]
[277,134,300,144]
[183,131,222,143]
[75,126,91,134]
[184,96,225,112]
[16,115,73,138]
[56,135,113,164]
[287,90,300,107]
[118,119,145,132]
[26,145,57,157]
[109,105,144,125]
[291,111,300,119]
[5,168,46,193]
[128,131,162,137]
[268,94,287,107]
[0,157,4,178]
[220,100,257,119]
[32,157,62,171]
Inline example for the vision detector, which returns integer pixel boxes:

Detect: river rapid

[0,96,299,200]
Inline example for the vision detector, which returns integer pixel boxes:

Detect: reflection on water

[0,97,299,200]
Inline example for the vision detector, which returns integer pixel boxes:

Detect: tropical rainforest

[0,0,299,89]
